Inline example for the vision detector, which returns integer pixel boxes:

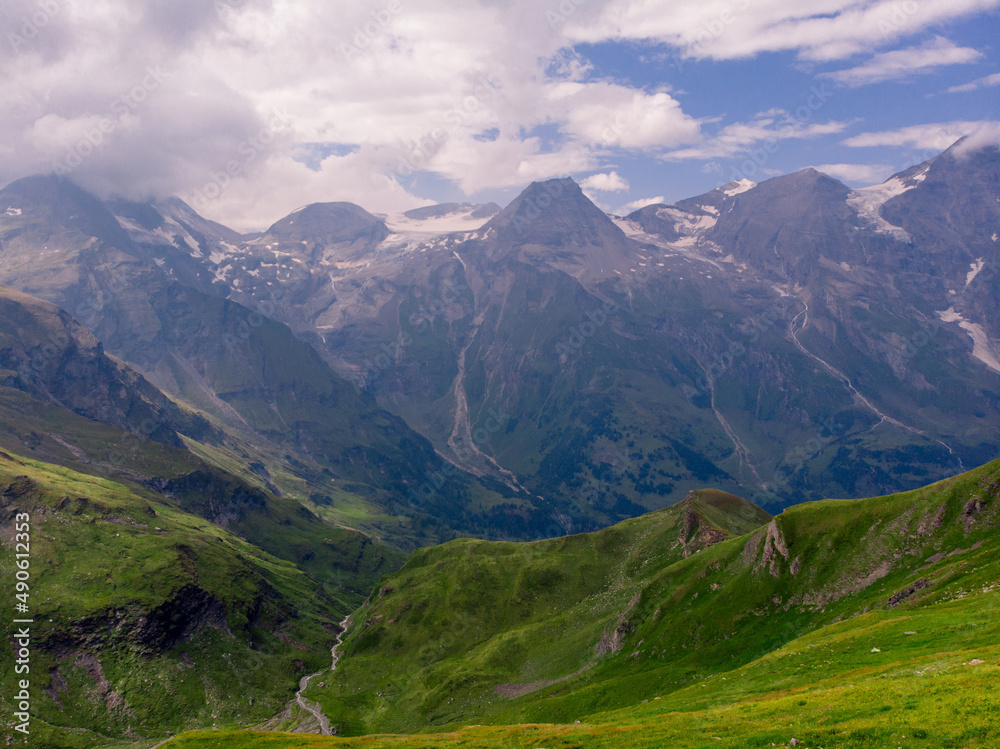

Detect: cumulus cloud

[1,0,996,229]
[952,122,1000,154]
[820,37,982,87]
[617,195,665,214]
[580,171,630,192]
[0,0,708,228]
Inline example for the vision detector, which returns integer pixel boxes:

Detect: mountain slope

[0,451,345,748]
[0,283,212,447]
[0,286,403,606]
[0,176,509,547]
[163,583,1000,748]
[107,146,1000,520]
[308,490,772,734]
[305,458,1000,736]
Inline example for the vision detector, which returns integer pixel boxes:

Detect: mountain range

[0,138,998,747]
[26,138,992,530]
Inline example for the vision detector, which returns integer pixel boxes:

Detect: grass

[243,458,997,745]
[0,451,347,748]
[5,448,999,748]
[154,591,1000,747]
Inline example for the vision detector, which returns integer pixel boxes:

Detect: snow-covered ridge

[845,170,926,241]
[384,205,494,237]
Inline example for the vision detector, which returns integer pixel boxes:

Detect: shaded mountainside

[0,176,514,547]
[0,358,403,610]
[0,452,346,748]
[0,283,213,447]
[305,460,1000,738]
[0,286,404,607]
[99,144,1000,524]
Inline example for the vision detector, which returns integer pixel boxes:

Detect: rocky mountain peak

[258,201,389,248]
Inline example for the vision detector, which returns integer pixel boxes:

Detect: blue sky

[1,0,998,229]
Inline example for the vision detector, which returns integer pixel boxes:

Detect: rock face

[888,578,930,607]
[0,177,504,543]
[93,142,1000,524]
[0,283,211,446]
[760,520,791,577]
[4,141,1000,538]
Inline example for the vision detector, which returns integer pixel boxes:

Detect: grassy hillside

[164,587,1000,748]
[160,459,1000,748]
[0,451,350,747]
[293,459,1000,737]
[308,490,771,734]
[0,386,404,609]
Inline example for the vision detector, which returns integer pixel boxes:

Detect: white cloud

[842,120,991,149]
[663,109,849,161]
[1,0,996,230]
[554,83,701,149]
[820,37,982,87]
[617,196,665,214]
[567,0,1000,62]
[0,0,704,229]
[953,122,1000,154]
[947,71,1000,93]
[580,171,630,192]
[813,163,895,184]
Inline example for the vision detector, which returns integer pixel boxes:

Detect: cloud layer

[1,0,998,230]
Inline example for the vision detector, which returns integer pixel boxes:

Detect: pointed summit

[485,178,621,243]
[481,178,644,279]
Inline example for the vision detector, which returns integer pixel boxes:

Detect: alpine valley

[0,139,998,748]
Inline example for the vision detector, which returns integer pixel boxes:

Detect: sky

[1,0,998,231]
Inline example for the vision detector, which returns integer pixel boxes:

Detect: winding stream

[294,614,352,736]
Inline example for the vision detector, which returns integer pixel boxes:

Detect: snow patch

[723,179,756,197]
[655,206,718,235]
[846,179,915,240]
[386,206,492,237]
[961,321,1000,374]
[937,308,1000,373]
[966,258,985,288]
[840,262,853,271]
[5,207,22,216]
